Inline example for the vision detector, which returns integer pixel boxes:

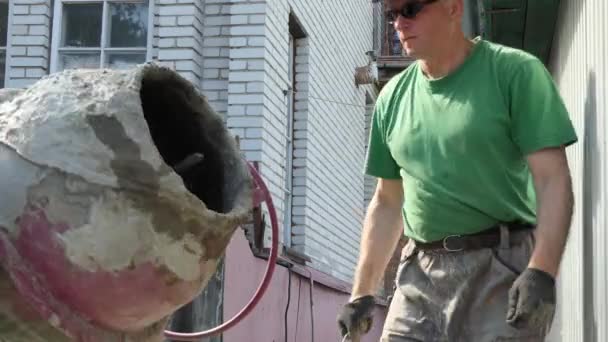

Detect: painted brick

[12,15,47,25]
[159,38,176,48]
[230,47,264,58]
[230,4,266,15]
[25,68,46,78]
[26,46,46,57]
[158,26,195,37]
[9,68,26,78]
[158,5,193,16]
[12,25,28,35]
[177,16,195,26]
[11,57,46,67]
[28,25,48,36]
[29,5,50,15]
[229,71,264,82]
[203,69,220,78]
[231,25,265,36]
[158,48,196,60]
[177,37,196,47]
[11,47,27,56]
[159,16,177,26]
[12,35,46,46]
[231,15,248,25]
[13,5,29,14]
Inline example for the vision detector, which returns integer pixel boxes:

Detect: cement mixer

[0,64,279,341]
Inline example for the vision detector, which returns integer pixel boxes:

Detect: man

[337,0,577,341]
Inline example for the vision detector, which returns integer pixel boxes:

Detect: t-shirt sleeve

[364,102,401,179]
[509,59,578,155]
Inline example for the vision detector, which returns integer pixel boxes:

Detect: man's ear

[445,0,464,19]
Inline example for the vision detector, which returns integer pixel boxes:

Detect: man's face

[387,0,458,58]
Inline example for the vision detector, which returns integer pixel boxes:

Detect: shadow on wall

[549,0,586,79]
[582,70,599,342]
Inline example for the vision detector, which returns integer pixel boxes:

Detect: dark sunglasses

[386,0,439,23]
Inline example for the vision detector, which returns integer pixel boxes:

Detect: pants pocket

[490,232,535,277]
[394,239,417,287]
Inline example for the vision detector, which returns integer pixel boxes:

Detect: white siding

[363,96,376,208]
[548,0,607,341]
[6,0,51,88]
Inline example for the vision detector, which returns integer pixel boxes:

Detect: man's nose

[393,15,412,31]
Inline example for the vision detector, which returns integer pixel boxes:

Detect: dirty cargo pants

[381,228,548,342]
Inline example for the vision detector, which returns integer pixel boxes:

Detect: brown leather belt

[412,222,535,252]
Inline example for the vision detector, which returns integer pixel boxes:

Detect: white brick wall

[199,0,231,115]
[228,0,372,280]
[226,0,266,164]
[155,0,204,85]
[6,0,51,88]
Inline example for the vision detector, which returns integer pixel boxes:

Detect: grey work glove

[506,268,556,334]
[337,295,375,340]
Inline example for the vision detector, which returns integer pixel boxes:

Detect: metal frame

[2,0,12,88]
[283,32,295,248]
[50,0,154,73]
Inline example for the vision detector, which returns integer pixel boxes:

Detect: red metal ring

[164,161,279,341]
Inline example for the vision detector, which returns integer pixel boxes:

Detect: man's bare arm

[350,178,404,300]
[526,146,574,278]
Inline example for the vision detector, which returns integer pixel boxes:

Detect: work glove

[337,295,375,340]
[506,268,556,334]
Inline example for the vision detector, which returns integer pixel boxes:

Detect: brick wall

[6,0,51,88]
[226,0,265,163]
[155,0,204,86]
[223,0,372,281]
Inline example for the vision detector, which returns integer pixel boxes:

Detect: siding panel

[549,0,607,340]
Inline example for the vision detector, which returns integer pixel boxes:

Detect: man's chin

[403,47,418,58]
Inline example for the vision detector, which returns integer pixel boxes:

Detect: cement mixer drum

[0,64,252,339]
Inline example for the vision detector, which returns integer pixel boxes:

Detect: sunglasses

[386,0,440,23]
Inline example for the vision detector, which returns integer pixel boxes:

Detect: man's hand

[507,268,556,334]
[337,295,375,340]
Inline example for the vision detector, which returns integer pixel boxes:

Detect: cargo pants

[381,228,549,342]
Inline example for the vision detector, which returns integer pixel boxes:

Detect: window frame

[50,0,154,73]
[1,0,12,88]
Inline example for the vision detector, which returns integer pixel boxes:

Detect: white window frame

[283,32,295,248]
[50,0,154,73]
[1,0,12,88]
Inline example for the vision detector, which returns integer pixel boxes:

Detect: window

[51,0,152,72]
[0,0,9,87]
[284,12,308,257]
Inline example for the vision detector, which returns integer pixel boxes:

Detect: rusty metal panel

[549,0,607,341]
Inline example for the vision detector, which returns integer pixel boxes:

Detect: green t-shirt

[365,37,578,243]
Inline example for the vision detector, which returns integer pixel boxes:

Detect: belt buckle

[442,235,464,252]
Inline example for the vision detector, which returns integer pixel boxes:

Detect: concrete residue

[0,64,254,339]
[0,66,173,191]
[56,191,204,282]
[0,143,45,234]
